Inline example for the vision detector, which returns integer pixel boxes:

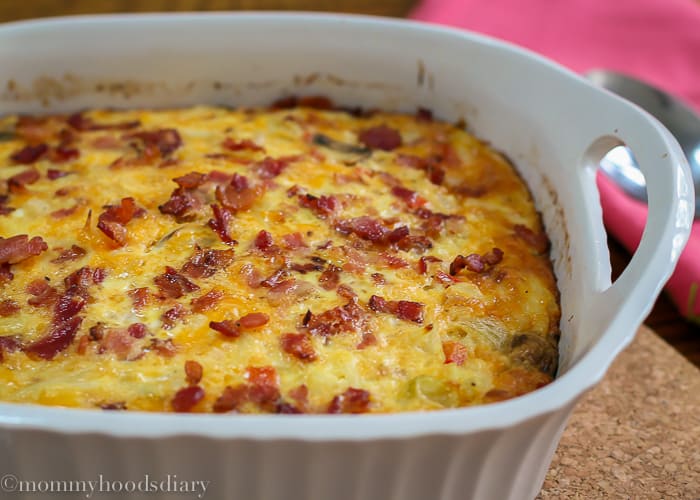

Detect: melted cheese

[0,104,560,413]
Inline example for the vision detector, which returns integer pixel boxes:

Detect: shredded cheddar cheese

[0,100,560,413]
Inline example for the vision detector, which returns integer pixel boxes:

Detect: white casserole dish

[0,13,694,500]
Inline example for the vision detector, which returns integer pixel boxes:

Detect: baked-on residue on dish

[0,98,560,413]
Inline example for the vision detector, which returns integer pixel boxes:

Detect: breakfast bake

[0,98,560,413]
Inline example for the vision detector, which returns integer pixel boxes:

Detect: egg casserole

[0,99,560,414]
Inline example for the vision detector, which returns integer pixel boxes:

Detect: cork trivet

[538,326,700,499]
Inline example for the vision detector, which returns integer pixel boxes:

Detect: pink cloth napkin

[411,0,700,323]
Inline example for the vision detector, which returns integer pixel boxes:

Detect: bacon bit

[76,334,89,355]
[356,331,377,349]
[434,270,460,286]
[0,336,21,361]
[8,167,40,193]
[397,235,433,253]
[99,328,137,360]
[212,385,248,413]
[128,287,151,312]
[215,176,263,213]
[379,252,409,269]
[91,135,124,149]
[97,197,140,246]
[289,384,309,411]
[26,279,58,307]
[25,315,83,360]
[159,188,199,220]
[51,245,87,264]
[327,387,371,414]
[171,385,205,412]
[50,204,80,219]
[190,289,224,313]
[207,204,236,245]
[181,247,235,279]
[335,216,388,242]
[46,169,69,180]
[0,235,48,265]
[514,224,550,254]
[417,255,441,274]
[298,194,339,219]
[255,156,299,179]
[238,312,269,329]
[288,262,324,275]
[48,146,79,164]
[100,402,127,410]
[450,248,503,275]
[185,360,203,385]
[368,295,424,324]
[149,338,177,357]
[126,128,182,157]
[0,263,13,283]
[0,195,14,216]
[275,401,302,414]
[67,113,140,132]
[89,323,106,341]
[127,323,147,339]
[443,341,468,366]
[0,299,20,317]
[10,144,48,165]
[358,125,402,151]
[391,186,427,209]
[282,232,308,249]
[318,265,341,290]
[161,303,187,329]
[222,138,265,153]
[54,187,72,196]
[253,230,274,251]
[63,266,102,298]
[240,263,263,289]
[371,272,386,285]
[336,284,357,301]
[173,171,207,189]
[280,332,316,361]
[306,300,368,337]
[246,366,280,408]
[154,266,200,299]
[267,279,315,306]
[209,320,240,338]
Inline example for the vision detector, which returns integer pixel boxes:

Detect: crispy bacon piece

[289,384,309,412]
[159,188,199,220]
[267,279,315,306]
[154,266,200,299]
[190,289,224,313]
[434,270,460,286]
[25,315,82,360]
[8,168,41,195]
[10,144,48,165]
[306,300,368,337]
[48,146,79,164]
[240,263,263,289]
[280,332,316,361]
[181,247,235,279]
[222,138,265,153]
[358,125,402,151]
[397,235,433,253]
[335,216,388,242]
[67,113,140,132]
[0,263,13,283]
[282,232,308,250]
[318,265,341,290]
[213,385,249,413]
[246,366,280,409]
[368,295,424,324]
[371,272,386,285]
[254,156,298,179]
[51,245,87,264]
[215,174,263,212]
[417,255,442,274]
[126,128,182,157]
[327,387,371,414]
[209,320,240,338]
[449,248,503,275]
[127,323,147,339]
[50,205,80,219]
[149,338,177,357]
[443,341,468,366]
[99,328,137,360]
[26,279,58,307]
[238,312,270,329]
[391,186,427,209]
[0,336,21,361]
[161,303,188,330]
[298,194,339,219]
[128,287,151,312]
[185,360,203,385]
[356,331,377,349]
[0,300,20,317]
[63,266,103,298]
[0,195,14,216]
[171,385,205,412]
[379,252,409,269]
[0,235,48,264]
[514,224,550,254]
[207,204,236,245]
[253,230,274,251]
[173,171,207,189]
[97,197,141,246]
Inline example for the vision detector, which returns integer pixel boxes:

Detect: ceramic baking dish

[0,13,694,500]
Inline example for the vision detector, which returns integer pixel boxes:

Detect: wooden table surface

[1,0,699,368]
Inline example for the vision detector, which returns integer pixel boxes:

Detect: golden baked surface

[0,100,560,413]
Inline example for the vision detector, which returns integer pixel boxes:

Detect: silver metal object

[586,69,700,218]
